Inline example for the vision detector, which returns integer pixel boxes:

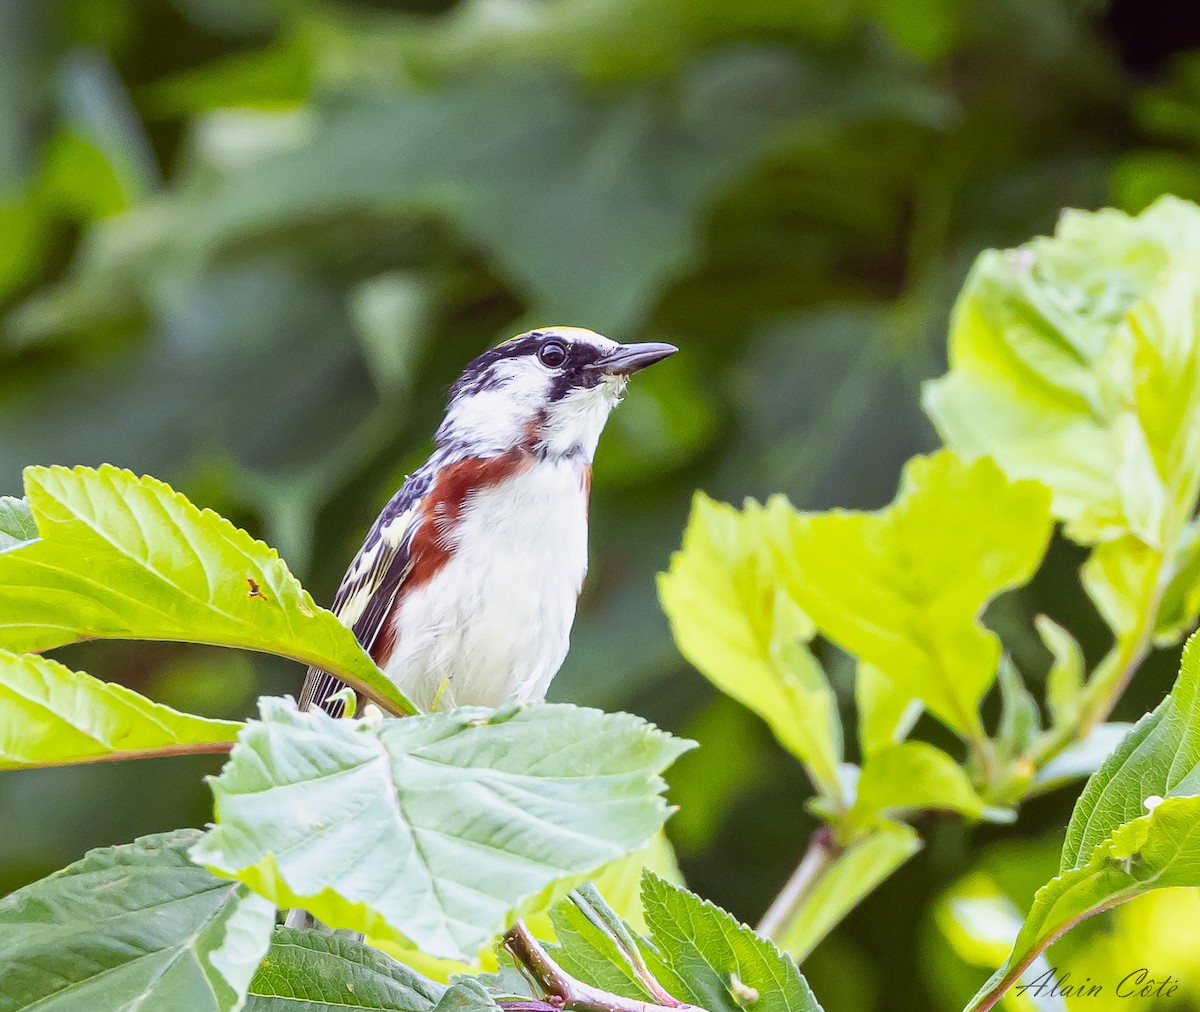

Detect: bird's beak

[597,342,678,376]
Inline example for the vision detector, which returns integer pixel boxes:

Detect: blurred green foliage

[3,0,1200,1008]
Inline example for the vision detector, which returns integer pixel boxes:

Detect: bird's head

[436,327,677,460]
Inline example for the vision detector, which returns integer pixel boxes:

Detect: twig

[502,922,706,1012]
[755,826,840,943]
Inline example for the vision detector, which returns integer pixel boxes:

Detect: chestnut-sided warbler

[298,326,676,716]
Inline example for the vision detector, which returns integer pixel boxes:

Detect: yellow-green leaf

[0,465,413,714]
[773,451,1052,739]
[0,648,241,769]
[847,742,1013,833]
[924,196,1200,551]
[659,493,843,798]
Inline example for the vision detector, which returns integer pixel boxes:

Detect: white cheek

[438,364,550,451]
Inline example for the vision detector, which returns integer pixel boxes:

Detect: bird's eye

[537,340,568,368]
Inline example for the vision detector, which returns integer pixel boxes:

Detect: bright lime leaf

[1079,534,1163,649]
[775,821,921,962]
[192,698,691,962]
[924,196,1200,551]
[0,465,412,714]
[1157,520,1200,643]
[659,493,843,798]
[245,928,497,1012]
[847,742,1013,833]
[774,451,1053,738]
[856,662,922,760]
[964,796,1200,1011]
[996,659,1041,763]
[0,829,275,1012]
[1035,615,1085,730]
[638,871,824,1012]
[1062,633,1200,869]
[0,496,36,549]
[0,647,241,769]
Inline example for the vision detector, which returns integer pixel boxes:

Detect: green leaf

[855,662,922,760]
[1061,632,1200,869]
[774,451,1053,738]
[1035,615,1084,729]
[774,822,921,962]
[0,647,241,769]
[0,829,275,1012]
[996,659,1041,763]
[924,196,1200,551]
[968,634,1200,1009]
[0,496,36,550]
[638,871,824,1012]
[846,742,1013,833]
[0,465,413,714]
[659,493,843,798]
[934,873,1066,1012]
[192,698,692,961]
[964,796,1200,1011]
[1156,519,1200,643]
[246,928,488,1012]
[549,885,660,1003]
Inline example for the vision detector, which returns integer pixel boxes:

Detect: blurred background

[3,0,1200,1008]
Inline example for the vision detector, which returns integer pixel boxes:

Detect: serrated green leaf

[1034,616,1084,730]
[659,493,843,798]
[855,662,922,760]
[0,496,36,550]
[192,699,692,961]
[934,873,1066,1012]
[0,829,275,1012]
[246,928,465,1011]
[0,465,412,714]
[774,451,1053,738]
[846,742,1013,833]
[774,821,921,962]
[964,796,1200,1011]
[548,886,659,1003]
[924,196,1200,552]
[1061,633,1200,870]
[0,647,241,769]
[638,872,824,1012]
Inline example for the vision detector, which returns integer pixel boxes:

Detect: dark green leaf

[246,927,474,1012]
[0,829,274,1012]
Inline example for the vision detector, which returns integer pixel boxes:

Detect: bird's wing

[297,467,434,717]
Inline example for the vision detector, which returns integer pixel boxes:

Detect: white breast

[383,459,589,711]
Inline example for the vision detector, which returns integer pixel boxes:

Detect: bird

[297,326,677,717]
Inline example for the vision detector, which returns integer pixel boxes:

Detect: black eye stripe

[448,332,609,402]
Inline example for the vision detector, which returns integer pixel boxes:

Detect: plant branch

[502,922,705,1012]
[755,825,841,943]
